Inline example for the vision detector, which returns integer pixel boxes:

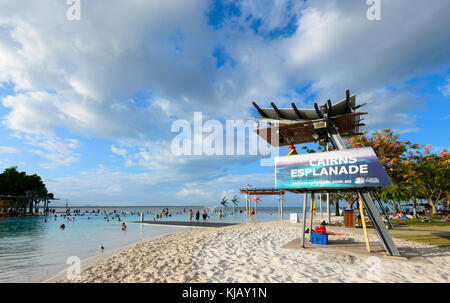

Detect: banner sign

[275,147,392,189]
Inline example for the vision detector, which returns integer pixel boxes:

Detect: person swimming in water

[121,222,126,230]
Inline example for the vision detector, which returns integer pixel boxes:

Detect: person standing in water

[188,209,193,222]
[202,210,207,220]
[195,210,200,221]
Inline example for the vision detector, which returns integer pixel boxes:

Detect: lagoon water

[0,205,317,282]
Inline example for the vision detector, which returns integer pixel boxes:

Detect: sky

[0,0,449,207]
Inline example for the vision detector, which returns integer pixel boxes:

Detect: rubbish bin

[344,209,355,227]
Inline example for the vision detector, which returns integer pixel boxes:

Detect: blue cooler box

[310,233,328,245]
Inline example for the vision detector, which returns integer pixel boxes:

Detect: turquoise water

[0,206,313,283]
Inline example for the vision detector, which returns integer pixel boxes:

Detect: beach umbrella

[252,196,261,214]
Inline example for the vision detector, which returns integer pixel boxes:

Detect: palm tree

[230,195,239,214]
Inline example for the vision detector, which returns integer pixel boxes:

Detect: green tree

[378,184,411,214]
[0,167,48,214]
[404,147,449,214]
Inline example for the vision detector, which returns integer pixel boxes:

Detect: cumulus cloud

[23,135,81,168]
[0,145,19,154]
[439,77,450,97]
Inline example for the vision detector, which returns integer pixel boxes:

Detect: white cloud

[0,145,19,154]
[24,135,81,168]
[439,77,450,96]
[110,145,128,157]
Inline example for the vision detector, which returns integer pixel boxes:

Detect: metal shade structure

[240,188,286,221]
[253,92,366,147]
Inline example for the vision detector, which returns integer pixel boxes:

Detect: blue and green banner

[275,147,392,189]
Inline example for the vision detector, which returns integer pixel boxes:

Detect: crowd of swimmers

[47,207,260,231]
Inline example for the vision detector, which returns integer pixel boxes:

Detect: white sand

[52,221,450,283]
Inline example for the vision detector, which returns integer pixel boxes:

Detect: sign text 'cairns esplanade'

[275,147,392,189]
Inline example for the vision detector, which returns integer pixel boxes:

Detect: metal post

[359,198,371,253]
[247,195,250,218]
[278,195,281,220]
[301,193,308,247]
[319,194,322,217]
[358,191,400,256]
[309,193,314,239]
[326,144,331,224]
[246,195,248,218]
[327,193,330,224]
[280,195,283,220]
[279,194,283,221]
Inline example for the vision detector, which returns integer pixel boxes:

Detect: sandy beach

[48,220,450,283]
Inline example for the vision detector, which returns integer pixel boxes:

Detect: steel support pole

[279,194,283,221]
[301,193,308,247]
[319,194,322,217]
[358,191,400,256]
[280,195,283,220]
[309,193,314,238]
[326,145,331,224]
[327,193,331,224]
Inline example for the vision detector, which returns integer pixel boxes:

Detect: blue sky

[0,0,449,207]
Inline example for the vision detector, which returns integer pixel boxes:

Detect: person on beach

[287,145,297,155]
[195,211,200,221]
[188,209,193,222]
[355,208,361,227]
[314,222,345,236]
[202,210,207,220]
[121,222,126,230]
[219,209,222,220]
